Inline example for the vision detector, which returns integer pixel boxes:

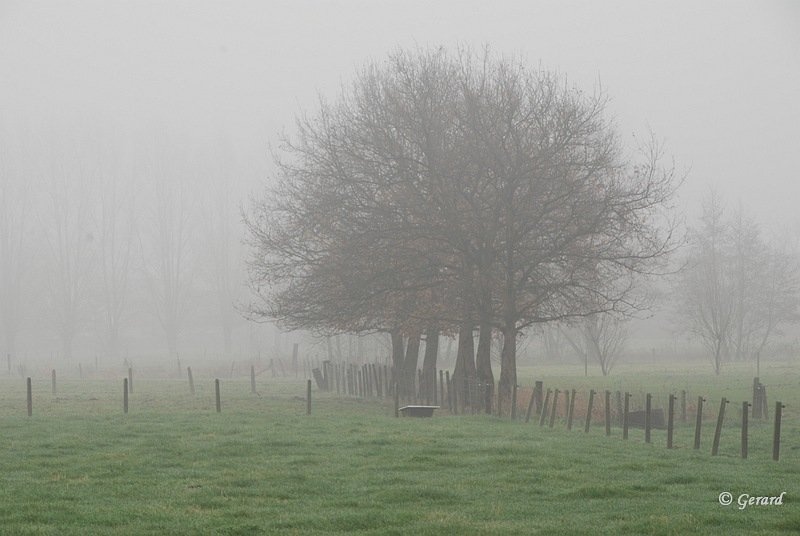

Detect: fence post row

[13,370,789,463]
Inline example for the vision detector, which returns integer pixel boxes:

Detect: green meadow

[0,360,798,535]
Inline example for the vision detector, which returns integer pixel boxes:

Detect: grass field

[0,360,798,535]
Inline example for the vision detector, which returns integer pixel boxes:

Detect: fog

[1,1,799,365]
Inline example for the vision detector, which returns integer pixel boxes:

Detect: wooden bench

[399,405,439,418]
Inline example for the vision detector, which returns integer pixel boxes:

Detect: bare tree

[678,194,799,374]
[246,47,680,403]
[678,192,735,374]
[590,316,627,376]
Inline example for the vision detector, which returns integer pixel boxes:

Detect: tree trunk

[390,330,405,387]
[453,323,477,409]
[475,317,494,413]
[326,336,334,361]
[402,331,421,397]
[421,327,439,401]
[498,322,517,412]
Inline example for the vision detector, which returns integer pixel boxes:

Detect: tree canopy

[246,47,680,403]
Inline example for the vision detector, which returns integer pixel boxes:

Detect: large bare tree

[246,47,680,402]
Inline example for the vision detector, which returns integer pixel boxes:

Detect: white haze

[0,0,798,361]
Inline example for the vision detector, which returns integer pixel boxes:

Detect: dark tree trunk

[499,323,517,412]
[326,336,334,361]
[390,330,405,378]
[453,323,477,409]
[476,316,494,412]
[421,327,439,401]
[402,331,421,397]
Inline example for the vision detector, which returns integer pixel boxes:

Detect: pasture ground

[0,360,798,534]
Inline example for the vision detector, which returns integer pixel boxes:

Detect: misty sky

[1,0,799,230]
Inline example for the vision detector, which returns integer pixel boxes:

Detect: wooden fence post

[394,382,400,418]
[667,394,675,449]
[604,390,611,436]
[623,392,631,439]
[567,388,577,431]
[439,370,445,409]
[214,379,221,413]
[549,389,560,428]
[250,365,256,394]
[741,401,750,459]
[123,378,129,414]
[645,393,652,443]
[496,382,502,418]
[773,401,784,461]
[26,377,32,417]
[511,384,518,420]
[534,381,543,412]
[694,396,705,450]
[292,343,299,378]
[306,379,312,415]
[187,367,195,395]
[584,389,596,433]
[711,397,728,456]
[539,389,552,426]
[525,388,537,424]
[445,371,453,413]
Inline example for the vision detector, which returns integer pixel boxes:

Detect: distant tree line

[246,47,680,403]
[0,125,254,361]
[677,191,800,375]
